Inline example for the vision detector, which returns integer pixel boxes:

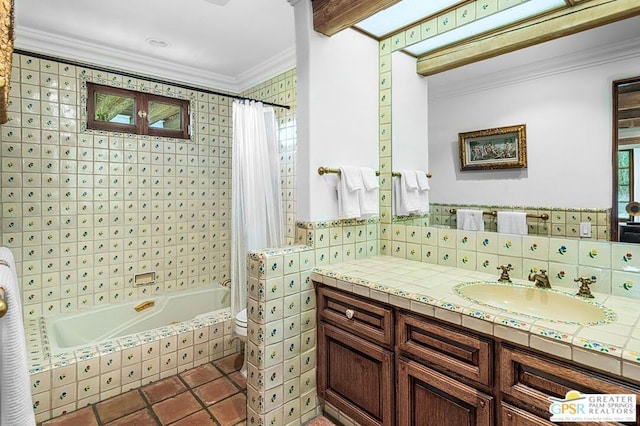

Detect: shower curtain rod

[15,49,291,110]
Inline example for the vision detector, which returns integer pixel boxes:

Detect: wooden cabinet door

[501,403,554,426]
[397,357,493,426]
[318,321,394,426]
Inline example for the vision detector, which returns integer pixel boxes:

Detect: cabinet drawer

[501,403,554,426]
[317,285,393,347]
[500,344,640,423]
[397,311,493,386]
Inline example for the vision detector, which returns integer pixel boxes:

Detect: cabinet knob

[479,400,485,407]
[345,309,354,319]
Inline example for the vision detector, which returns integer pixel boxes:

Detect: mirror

[388,16,640,238]
[613,77,640,242]
[390,50,428,221]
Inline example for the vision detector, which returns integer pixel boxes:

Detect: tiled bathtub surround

[26,311,240,423]
[2,53,236,319]
[385,224,640,299]
[429,203,611,240]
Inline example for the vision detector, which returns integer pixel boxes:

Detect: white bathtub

[44,284,231,355]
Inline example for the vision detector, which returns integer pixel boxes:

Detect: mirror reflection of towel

[359,167,379,217]
[456,209,484,231]
[497,211,528,235]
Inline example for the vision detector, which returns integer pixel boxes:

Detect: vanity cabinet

[500,344,640,425]
[315,283,640,426]
[397,357,493,425]
[316,285,395,426]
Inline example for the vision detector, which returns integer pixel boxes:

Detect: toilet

[234,308,248,377]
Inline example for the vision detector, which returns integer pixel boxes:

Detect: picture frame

[459,124,527,171]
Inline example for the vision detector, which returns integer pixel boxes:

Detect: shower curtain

[231,100,283,319]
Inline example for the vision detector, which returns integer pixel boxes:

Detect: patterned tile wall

[242,70,297,246]
[428,203,611,240]
[385,223,640,299]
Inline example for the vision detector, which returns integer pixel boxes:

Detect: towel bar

[0,259,9,318]
[449,208,549,221]
[0,286,6,318]
[318,166,432,178]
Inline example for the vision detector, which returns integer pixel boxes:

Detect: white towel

[337,166,362,219]
[415,170,430,214]
[359,167,379,217]
[497,211,528,235]
[456,209,485,231]
[0,247,36,426]
[416,171,430,191]
[398,169,420,215]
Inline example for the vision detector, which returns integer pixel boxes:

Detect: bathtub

[28,283,239,422]
[45,283,231,355]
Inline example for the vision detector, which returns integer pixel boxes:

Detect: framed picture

[459,124,527,171]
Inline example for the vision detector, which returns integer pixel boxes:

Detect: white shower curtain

[231,100,284,319]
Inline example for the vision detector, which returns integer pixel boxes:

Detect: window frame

[618,148,634,220]
[86,82,190,140]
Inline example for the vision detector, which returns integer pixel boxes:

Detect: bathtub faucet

[134,300,155,312]
[221,278,231,288]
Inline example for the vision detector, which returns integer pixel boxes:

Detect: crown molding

[235,46,296,92]
[15,26,296,93]
[428,36,640,99]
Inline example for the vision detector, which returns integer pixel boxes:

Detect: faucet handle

[574,276,595,298]
[497,264,513,283]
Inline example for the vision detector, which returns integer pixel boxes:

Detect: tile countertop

[310,256,640,383]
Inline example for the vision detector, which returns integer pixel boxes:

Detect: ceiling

[13,0,296,92]
[12,0,640,95]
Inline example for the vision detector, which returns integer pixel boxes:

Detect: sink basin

[454,281,616,325]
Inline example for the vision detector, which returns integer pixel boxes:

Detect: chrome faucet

[528,269,551,289]
[497,264,513,283]
[574,277,595,298]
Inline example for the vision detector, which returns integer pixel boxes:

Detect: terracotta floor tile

[304,416,338,426]
[168,409,217,426]
[96,390,147,424]
[213,353,243,374]
[141,376,187,404]
[105,408,159,425]
[208,393,247,425]
[152,391,202,424]
[193,376,239,406]
[42,406,98,426]
[228,371,247,390]
[180,363,222,388]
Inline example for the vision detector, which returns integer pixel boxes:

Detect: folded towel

[497,211,528,235]
[337,167,362,219]
[401,169,419,190]
[360,167,379,191]
[416,171,430,191]
[415,170,430,214]
[456,209,485,231]
[341,166,363,192]
[398,170,420,215]
[0,247,36,426]
[359,168,379,217]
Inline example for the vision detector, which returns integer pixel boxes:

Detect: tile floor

[39,353,337,426]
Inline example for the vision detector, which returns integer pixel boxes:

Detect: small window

[87,83,190,139]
